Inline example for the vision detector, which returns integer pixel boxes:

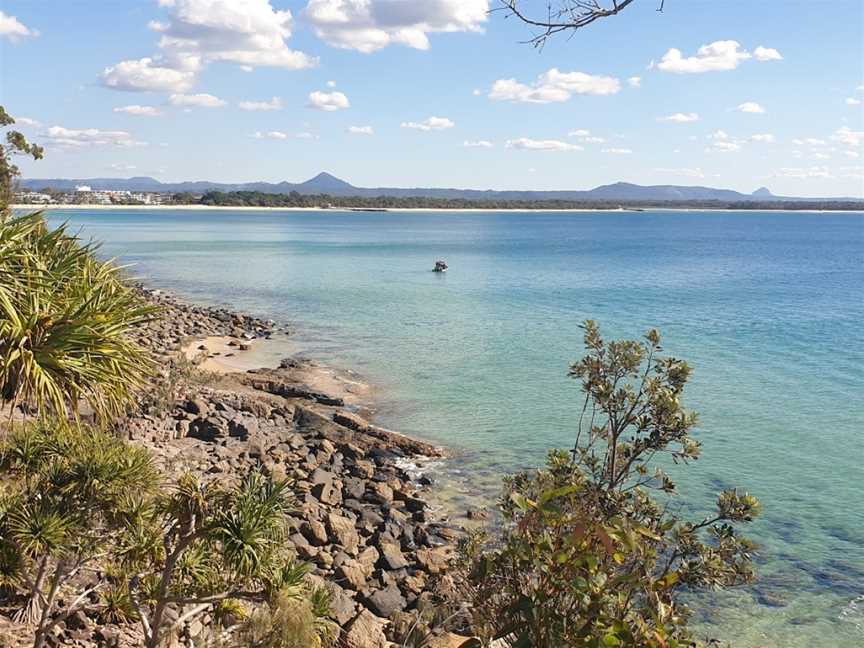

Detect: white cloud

[239,97,283,111]
[568,129,591,137]
[654,167,706,179]
[602,148,632,154]
[307,90,350,111]
[811,152,831,160]
[347,125,374,135]
[505,138,583,152]
[463,140,493,148]
[295,132,317,140]
[832,126,863,147]
[0,11,38,41]
[840,165,863,178]
[706,141,742,153]
[101,56,200,93]
[168,93,226,108]
[792,137,826,146]
[489,68,620,103]
[750,133,776,143]
[44,126,146,148]
[113,105,163,117]
[326,80,336,88]
[149,0,315,69]
[12,117,41,127]
[736,101,766,114]
[658,112,700,123]
[753,46,783,62]
[656,40,781,74]
[401,116,455,131]
[627,76,642,88]
[582,136,606,144]
[844,150,860,159]
[107,163,138,172]
[253,130,288,140]
[102,0,316,92]
[846,97,862,106]
[773,166,831,179]
[304,0,488,53]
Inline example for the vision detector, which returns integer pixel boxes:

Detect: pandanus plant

[0,421,159,648]
[0,211,155,423]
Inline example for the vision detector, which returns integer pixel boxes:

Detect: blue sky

[1,0,862,197]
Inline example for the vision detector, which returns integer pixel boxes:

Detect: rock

[311,480,343,506]
[334,559,367,591]
[343,477,366,500]
[188,417,226,441]
[182,398,209,417]
[228,415,258,440]
[402,571,428,595]
[327,512,360,554]
[365,583,407,619]
[333,411,369,432]
[366,482,393,506]
[378,542,409,570]
[187,618,204,638]
[310,468,335,485]
[343,609,389,648]
[356,546,380,574]
[466,508,489,520]
[327,585,358,626]
[352,460,376,480]
[404,496,426,513]
[416,547,452,575]
[426,633,478,648]
[300,520,328,546]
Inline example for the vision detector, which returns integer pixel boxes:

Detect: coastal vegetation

[454,322,761,647]
[194,189,860,212]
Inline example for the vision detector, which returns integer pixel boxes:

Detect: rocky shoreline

[2,288,468,647]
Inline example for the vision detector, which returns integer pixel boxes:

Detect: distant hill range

[19,172,862,203]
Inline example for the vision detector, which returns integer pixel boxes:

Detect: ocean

[44,208,864,646]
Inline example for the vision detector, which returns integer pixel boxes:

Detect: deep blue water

[44,208,864,646]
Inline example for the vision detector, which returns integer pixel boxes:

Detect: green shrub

[458,322,761,648]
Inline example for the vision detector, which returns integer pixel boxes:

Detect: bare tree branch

[498,0,663,47]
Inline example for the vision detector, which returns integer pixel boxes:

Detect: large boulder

[364,583,407,619]
[334,559,368,591]
[342,609,389,648]
[327,512,360,554]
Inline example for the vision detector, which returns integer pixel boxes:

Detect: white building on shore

[13,191,54,204]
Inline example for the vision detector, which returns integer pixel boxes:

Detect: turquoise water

[44,208,863,646]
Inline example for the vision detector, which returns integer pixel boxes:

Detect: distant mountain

[19,173,860,202]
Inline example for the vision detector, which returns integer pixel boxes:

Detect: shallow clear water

[44,208,863,646]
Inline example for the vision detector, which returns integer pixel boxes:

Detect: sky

[1,0,862,197]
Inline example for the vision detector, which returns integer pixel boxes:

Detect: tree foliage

[117,468,335,648]
[0,212,156,422]
[0,421,159,648]
[192,190,861,212]
[457,321,761,647]
[1,106,44,213]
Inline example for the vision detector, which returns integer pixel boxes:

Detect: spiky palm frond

[6,500,74,559]
[211,470,293,579]
[99,582,140,624]
[0,211,157,422]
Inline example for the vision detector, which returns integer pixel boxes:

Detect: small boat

[433,260,448,273]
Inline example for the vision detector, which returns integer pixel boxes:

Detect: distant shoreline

[13,203,864,214]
